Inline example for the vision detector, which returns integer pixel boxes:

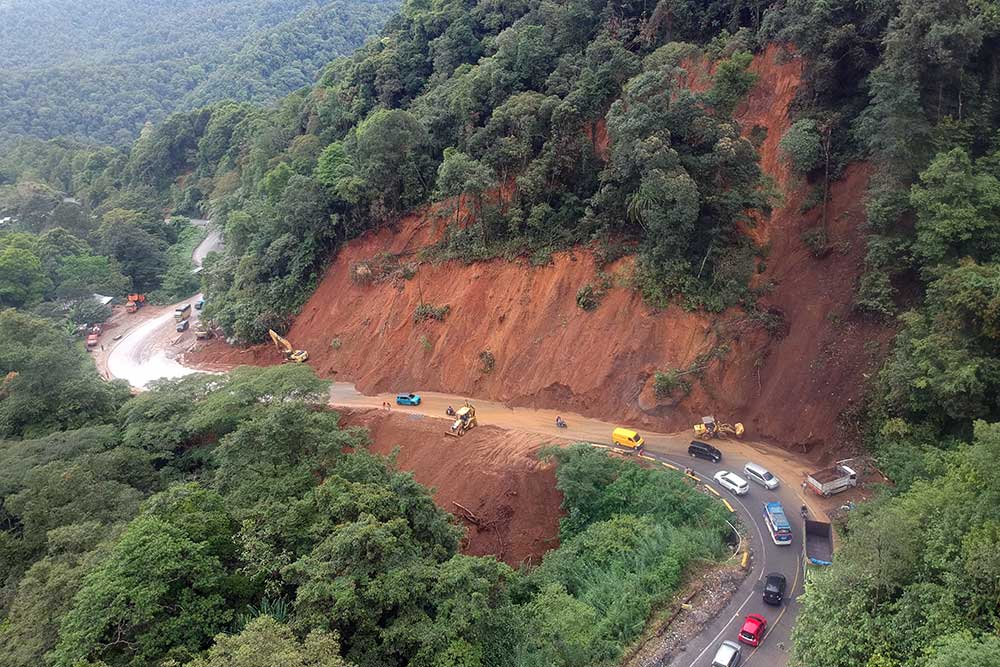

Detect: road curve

[330,389,806,666]
[103,223,809,665]
[105,222,223,388]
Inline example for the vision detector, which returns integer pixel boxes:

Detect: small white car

[714,470,749,496]
[744,462,780,490]
[712,639,742,667]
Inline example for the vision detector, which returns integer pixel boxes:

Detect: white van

[744,462,779,490]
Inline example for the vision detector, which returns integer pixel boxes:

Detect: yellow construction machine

[268,329,309,363]
[693,415,744,439]
[445,403,478,437]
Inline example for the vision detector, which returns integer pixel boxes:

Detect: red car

[738,613,767,647]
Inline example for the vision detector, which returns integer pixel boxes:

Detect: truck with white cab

[806,463,857,496]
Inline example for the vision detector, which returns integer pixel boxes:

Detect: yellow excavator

[445,403,478,437]
[268,329,309,363]
[693,415,744,439]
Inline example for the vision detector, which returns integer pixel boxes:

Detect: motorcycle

[555,417,567,429]
[446,406,456,417]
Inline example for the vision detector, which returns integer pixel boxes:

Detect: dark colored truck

[804,519,833,566]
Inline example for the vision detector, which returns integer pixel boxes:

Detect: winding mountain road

[329,389,808,667]
[102,222,813,666]
[104,221,222,388]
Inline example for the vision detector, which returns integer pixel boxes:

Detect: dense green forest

[0,180,204,311]
[1,0,1000,664]
[0,0,398,145]
[0,311,730,665]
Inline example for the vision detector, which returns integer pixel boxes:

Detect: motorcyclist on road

[555,416,566,428]
[446,405,455,416]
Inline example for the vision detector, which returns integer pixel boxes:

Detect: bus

[762,501,792,545]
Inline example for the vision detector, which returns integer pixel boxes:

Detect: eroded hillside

[192,46,891,457]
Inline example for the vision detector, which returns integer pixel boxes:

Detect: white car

[714,470,749,496]
[744,462,780,490]
[712,640,742,667]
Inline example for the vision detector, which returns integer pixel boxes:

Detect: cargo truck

[806,463,857,496]
[125,293,146,313]
[174,304,192,322]
[804,519,833,566]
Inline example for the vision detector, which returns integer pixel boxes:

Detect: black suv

[763,572,786,605]
[688,440,722,463]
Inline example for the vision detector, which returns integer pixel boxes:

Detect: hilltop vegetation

[0,0,398,145]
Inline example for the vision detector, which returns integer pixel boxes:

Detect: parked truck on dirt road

[806,463,858,496]
[804,519,834,566]
[125,293,146,313]
[174,304,192,322]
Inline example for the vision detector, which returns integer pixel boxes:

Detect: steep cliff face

[192,46,890,457]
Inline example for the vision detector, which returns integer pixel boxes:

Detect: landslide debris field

[189,46,892,459]
[340,408,564,566]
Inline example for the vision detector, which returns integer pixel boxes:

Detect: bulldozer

[268,329,309,363]
[445,403,477,437]
[693,415,744,439]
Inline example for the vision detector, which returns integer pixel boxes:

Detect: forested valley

[0,0,398,145]
[1,0,1000,664]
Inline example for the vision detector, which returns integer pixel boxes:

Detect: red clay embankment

[190,45,891,459]
[340,409,563,566]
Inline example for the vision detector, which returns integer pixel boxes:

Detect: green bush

[575,283,601,311]
[779,119,824,173]
[654,370,691,399]
[413,303,450,323]
[479,350,495,374]
[801,227,831,258]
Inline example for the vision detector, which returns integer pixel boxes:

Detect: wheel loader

[268,329,309,363]
[693,415,744,439]
[445,403,477,437]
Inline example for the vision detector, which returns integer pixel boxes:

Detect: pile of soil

[188,44,892,460]
[338,408,564,567]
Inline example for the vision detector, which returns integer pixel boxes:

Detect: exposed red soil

[189,44,892,460]
[339,408,563,566]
